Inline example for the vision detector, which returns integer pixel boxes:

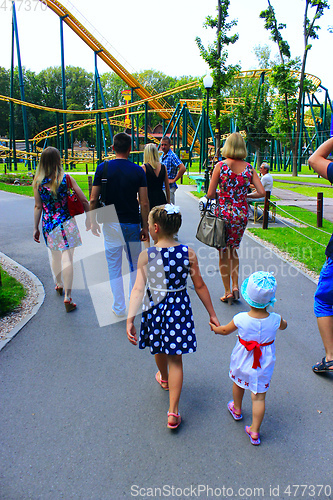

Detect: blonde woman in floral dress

[207,133,265,304]
[33,147,89,311]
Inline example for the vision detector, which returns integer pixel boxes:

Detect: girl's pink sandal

[227,400,243,420]
[245,425,261,445]
[155,372,169,391]
[167,412,181,429]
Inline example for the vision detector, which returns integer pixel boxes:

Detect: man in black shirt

[90,133,149,317]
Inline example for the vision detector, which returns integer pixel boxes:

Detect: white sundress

[229,312,282,394]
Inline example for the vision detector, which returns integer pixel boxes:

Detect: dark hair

[161,136,171,145]
[113,133,131,153]
[149,205,182,235]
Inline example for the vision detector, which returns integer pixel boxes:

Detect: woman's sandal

[155,372,169,391]
[64,298,77,313]
[244,425,261,445]
[227,400,243,421]
[220,293,234,305]
[232,288,240,301]
[312,357,333,373]
[167,412,181,429]
[55,285,63,296]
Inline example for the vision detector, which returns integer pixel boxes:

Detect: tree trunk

[292,149,298,176]
[255,144,262,170]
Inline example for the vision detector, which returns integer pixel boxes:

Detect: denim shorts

[314,257,333,317]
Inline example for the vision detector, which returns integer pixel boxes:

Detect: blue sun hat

[241,271,277,309]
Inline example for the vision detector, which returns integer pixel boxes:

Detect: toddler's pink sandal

[227,400,243,420]
[167,412,181,429]
[245,425,261,445]
[155,372,169,391]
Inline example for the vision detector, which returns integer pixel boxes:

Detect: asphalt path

[0,187,332,500]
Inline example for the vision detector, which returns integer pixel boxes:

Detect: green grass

[273,183,333,198]
[273,175,331,185]
[247,205,332,274]
[0,266,26,316]
[0,182,34,196]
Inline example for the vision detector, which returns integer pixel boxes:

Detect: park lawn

[273,175,331,185]
[247,205,332,275]
[0,265,26,316]
[0,182,33,197]
[272,183,333,198]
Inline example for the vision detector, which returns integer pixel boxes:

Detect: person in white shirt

[248,162,273,219]
[259,162,273,193]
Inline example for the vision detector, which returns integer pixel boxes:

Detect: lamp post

[203,75,213,192]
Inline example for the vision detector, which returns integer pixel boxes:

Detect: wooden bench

[189,175,206,193]
[253,201,276,223]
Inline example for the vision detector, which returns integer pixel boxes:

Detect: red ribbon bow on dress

[238,337,274,369]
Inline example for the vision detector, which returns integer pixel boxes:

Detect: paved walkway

[0,187,332,499]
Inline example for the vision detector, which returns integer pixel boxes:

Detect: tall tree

[260,0,329,175]
[235,76,272,168]
[196,0,239,156]
[0,67,10,137]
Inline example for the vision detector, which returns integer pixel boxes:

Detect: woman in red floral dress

[207,133,265,304]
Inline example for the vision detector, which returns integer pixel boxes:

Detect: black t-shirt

[93,159,147,224]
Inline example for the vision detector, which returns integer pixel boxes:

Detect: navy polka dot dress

[139,245,197,355]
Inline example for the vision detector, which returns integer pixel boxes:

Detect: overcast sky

[1,0,332,92]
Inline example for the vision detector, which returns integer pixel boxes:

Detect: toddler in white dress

[210,271,287,445]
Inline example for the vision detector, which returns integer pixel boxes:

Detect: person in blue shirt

[160,136,186,206]
[90,133,149,317]
[309,138,333,373]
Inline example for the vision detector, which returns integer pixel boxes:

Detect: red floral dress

[214,162,252,249]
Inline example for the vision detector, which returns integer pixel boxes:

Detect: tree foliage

[260,0,329,175]
[196,0,239,153]
[0,66,201,145]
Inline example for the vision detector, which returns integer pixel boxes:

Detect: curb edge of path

[0,251,45,352]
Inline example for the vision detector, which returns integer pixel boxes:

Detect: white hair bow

[164,204,180,214]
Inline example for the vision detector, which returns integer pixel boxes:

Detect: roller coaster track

[5,0,323,161]
[38,0,202,153]
[32,114,161,146]
[235,69,321,89]
[41,0,178,120]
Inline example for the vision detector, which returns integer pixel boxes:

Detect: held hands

[209,315,220,333]
[127,322,138,346]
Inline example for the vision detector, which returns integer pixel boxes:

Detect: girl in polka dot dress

[127,204,219,429]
